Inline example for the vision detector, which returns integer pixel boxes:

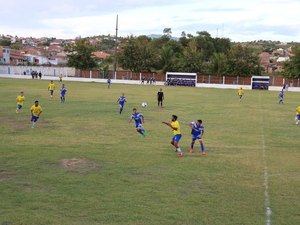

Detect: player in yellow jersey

[16,91,25,113]
[30,100,42,128]
[48,80,55,98]
[295,105,300,125]
[162,115,183,157]
[238,87,244,102]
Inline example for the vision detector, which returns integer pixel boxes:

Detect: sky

[1,0,300,42]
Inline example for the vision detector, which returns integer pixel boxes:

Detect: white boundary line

[261,133,272,225]
[259,93,272,225]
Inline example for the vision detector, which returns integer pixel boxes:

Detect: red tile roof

[92,51,111,59]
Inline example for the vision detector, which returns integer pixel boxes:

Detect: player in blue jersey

[107,78,111,89]
[117,93,127,114]
[189,120,206,155]
[60,84,67,103]
[279,89,284,104]
[129,108,146,136]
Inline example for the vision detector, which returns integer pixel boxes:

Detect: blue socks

[201,143,205,152]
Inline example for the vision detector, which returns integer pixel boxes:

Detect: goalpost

[165,72,197,87]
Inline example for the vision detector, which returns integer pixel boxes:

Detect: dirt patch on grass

[12,122,28,130]
[0,170,15,182]
[60,158,98,173]
[0,115,28,130]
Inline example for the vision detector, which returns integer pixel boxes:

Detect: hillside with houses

[0,34,113,67]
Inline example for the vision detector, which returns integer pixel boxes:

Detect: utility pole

[113,15,118,79]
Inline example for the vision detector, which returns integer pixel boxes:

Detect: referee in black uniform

[157,88,164,107]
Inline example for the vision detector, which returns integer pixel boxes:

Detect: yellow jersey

[16,95,25,105]
[171,121,181,135]
[238,89,244,96]
[30,105,42,116]
[48,83,55,91]
[296,106,300,115]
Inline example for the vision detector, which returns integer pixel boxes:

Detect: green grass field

[0,78,299,225]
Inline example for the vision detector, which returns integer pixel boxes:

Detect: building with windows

[0,46,10,64]
[10,49,27,65]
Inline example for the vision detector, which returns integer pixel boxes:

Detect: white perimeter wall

[1,74,300,92]
[0,65,76,77]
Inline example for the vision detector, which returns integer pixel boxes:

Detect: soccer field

[0,78,299,225]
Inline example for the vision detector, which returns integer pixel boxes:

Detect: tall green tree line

[117,29,261,76]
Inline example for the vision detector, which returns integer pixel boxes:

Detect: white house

[25,54,50,65]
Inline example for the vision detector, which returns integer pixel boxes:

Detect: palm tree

[160,46,174,73]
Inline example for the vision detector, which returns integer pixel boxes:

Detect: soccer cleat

[31,125,35,129]
[201,152,206,156]
[189,149,194,153]
[178,153,183,157]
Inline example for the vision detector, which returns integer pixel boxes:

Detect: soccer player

[117,93,127,114]
[16,91,25,113]
[107,78,111,89]
[48,80,55,98]
[60,84,67,103]
[30,100,42,128]
[162,115,183,157]
[59,74,63,82]
[129,108,146,136]
[279,90,284,104]
[189,120,206,155]
[238,87,244,101]
[295,105,300,125]
[157,88,164,107]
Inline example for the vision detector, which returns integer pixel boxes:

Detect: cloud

[1,0,300,41]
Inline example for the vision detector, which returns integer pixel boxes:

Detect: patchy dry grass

[59,158,98,172]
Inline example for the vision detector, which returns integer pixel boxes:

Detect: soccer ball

[141,102,147,108]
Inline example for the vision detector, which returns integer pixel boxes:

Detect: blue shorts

[31,116,39,122]
[119,103,124,108]
[135,123,143,129]
[61,93,65,97]
[50,90,54,94]
[192,135,202,141]
[172,134,182,142]
[17,104,22,110]
[297,115,300,120]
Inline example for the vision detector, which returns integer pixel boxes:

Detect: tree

[283,46,300,78]
[179,31,190,48]
[227,44,260,76]
[159,46,176,73]
[195,31,215,61]
[213,37,231,54]
[163,28,172,38]
[118,36,156,72]
[210,53,228,76]
[177,39,203,73]
[0,39,11,46]
[65,39,98,70]
[10,43,22,50]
